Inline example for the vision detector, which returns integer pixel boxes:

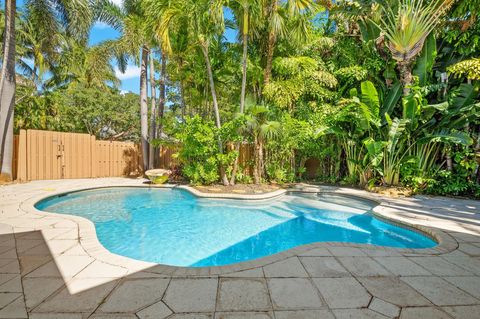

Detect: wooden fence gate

[12,129,320,182]
[15,130,142,181]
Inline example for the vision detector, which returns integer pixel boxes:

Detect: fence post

[17,130,27,181]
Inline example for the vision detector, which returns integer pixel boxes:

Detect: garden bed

[193,184,281,195]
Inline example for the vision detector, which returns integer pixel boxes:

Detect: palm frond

[374,0,454,62]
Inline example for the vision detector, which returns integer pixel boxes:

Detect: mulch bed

[193,183,281,195]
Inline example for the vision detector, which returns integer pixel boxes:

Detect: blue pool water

[35,187,436,267]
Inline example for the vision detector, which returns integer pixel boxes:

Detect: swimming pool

[35,187,437,267]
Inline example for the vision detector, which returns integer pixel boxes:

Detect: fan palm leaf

[373,0,454,95]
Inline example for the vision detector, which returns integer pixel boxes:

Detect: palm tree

[148,50,157,169]
[95,0,153,171]
[46,38,121,90]
[374,0,454,95]
[219,0,261,114]
[243,105,280,184]
[156,51,167,156]
[16,7,61,84]
[0,0,16,182]
[262,0,317,86]
[144,0,230,185]
[213,0,261,184]
[0,0,92,181]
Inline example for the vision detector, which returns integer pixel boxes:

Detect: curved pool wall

[35,187,437,267]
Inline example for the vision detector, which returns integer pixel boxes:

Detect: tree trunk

[180,80,186,120]
[140,46,149,173]
[446,146,453,171]
[258,139,264,181]
[253,135,261,184]
[229,143,241,185]
[157,52,167,166]
[178,58,186,120]
[148,53,157,170]
[263,1,277,87]
[230,25,249,185]
[0,0,16,182]
[398,60,413,96]
[200,44,229,186]
[240,24,248,113]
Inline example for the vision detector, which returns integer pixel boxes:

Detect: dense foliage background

[4,0,480,197]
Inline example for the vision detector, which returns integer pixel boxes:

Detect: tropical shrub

[174,116,222,185]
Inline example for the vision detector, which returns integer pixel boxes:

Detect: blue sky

[17,0,237,94]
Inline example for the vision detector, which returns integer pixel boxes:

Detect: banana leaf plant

[358,82,478,186]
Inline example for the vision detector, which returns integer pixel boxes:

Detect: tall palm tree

[95,0,153,171]
[17,6,61,84]
[0,0,16,182]
[144,0,230,185]
[215,0,261,184]
[148,50,157,169]
[215,0,260,113]
[0,0,92,181]
[242,105,280,184]
[156,51,167,154]
[262,0,317,86]
[374,0,454,95]
[46,38,121,90]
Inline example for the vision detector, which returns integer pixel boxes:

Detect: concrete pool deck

[0,178,479,318]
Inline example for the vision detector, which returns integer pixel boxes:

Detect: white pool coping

[18,181,458,276]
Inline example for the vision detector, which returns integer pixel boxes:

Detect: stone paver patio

[0,178,479,319]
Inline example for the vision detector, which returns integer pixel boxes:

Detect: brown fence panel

[238,143,254,176]
[16,130,27,181]
[13,129,141,181]
[93,140,140,177]
[13,129,263,181]
[61,131,92,179]
[95,140,110,177]
[158,146,180,169]
[26,130,63,180]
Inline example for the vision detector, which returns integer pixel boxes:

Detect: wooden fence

[13,129,320,182]
[14,130,143,181]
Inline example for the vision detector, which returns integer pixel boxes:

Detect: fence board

[159,146,179,169]
[17,130,27,181]
[13,130,272,181]
[14,130,143,181]
[12,135,18,181]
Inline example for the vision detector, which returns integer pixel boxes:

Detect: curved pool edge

[20,182,458,276]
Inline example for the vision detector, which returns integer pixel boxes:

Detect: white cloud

[111,0,123,6]
[93,21,111,29]
[115,65,140,80]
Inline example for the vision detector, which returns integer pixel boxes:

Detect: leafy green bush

[175,116,221,185]
[425,149,480,198]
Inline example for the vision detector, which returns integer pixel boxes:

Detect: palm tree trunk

[180,80,186,120]
[148,53,157,170]
[229,143,241,185]
[240,29,248,113]
[0,0,16,182]
[230,29,249,185]
[259,139,264,181]
[140,45,149,173]
[157,52,167,166]
[263,0,277,87]
[253,135,260,184]
[446,146,453,171]
[200,44,229,186]
[178,58,187,120]
[398,61,413,96]
[253,136,265,184]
